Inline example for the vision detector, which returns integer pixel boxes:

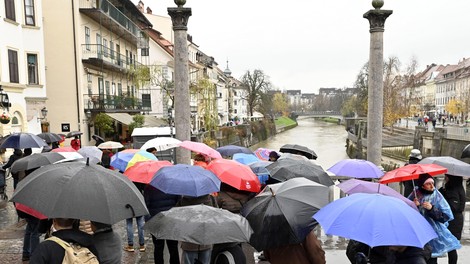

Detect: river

[251,117,349,169]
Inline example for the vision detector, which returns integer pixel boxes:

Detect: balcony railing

[84,94,150,112]
[79,0,147,46]
[82,44,146,74]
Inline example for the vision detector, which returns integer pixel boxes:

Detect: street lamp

[37,107,48,122]
[0,85,11,111]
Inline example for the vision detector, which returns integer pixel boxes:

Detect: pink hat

[424,177,434,185]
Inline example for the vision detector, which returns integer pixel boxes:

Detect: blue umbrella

[248,161,272,184]
[216,145,253,157]
[313,193,437,248]
[327,159,384,178]
[0,133,48,149]
[110,149,139,172]
[150,164,221,197]
[232,153,260,165]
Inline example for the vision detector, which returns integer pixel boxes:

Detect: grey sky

[136,0,470,93]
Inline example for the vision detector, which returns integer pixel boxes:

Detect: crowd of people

[1,137,468,264]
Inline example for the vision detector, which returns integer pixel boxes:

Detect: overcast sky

[134,0,470,93]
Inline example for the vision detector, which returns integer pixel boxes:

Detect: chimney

[146,7,152,14]
[137,1,144,13]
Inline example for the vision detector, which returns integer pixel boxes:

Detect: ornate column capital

[168,7,192,31]
[363,9,393,33]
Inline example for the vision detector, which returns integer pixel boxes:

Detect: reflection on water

[251,118,349,169]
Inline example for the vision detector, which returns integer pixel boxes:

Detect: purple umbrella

[337,179,417,210]
[328,159,384,179]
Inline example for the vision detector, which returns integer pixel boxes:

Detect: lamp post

[37,107,48,122]
[0,85,11,111]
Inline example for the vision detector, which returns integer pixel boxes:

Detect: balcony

[82,44,147,74]
[79,0,147,47]
[84,94,151,113]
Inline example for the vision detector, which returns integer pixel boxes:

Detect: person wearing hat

[402,149,422,197]
[408,174,460,263]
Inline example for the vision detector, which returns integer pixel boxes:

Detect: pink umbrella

[178,141,222,159]
[51,146,77,152]
[253,148,275,161]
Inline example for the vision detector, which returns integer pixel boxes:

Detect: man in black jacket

[29,218,100,263]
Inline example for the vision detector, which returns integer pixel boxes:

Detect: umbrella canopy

[125,150,157,171]
[462,144,470,159]
[145,204,253,245]
[140,137,181,152]
[110,149,140,172]
[379,163,448,184]
[150,164,221,197]
[65,131,83,138]
[51,146,77,152]
[253,148,276,161]
[92,134,105,143]
[232,153,260,165]
[313,193,437,248]
[36,132,62,143]
[337,179,417,210]
[10,152,83,173]
[278,153,308,161]
[178,140,222,159]
[266,159,334,186]
[77,146,103,164]
[97,141,123,149]
[207,159,261,193]
[279,144,318,160]
[419,156,470,178]
[248,161,272,185]
[11,161,149,224]
[66,131,83,138]
[327,159,384,179]
[124,160,173,184]
[241,178,329,251]
[0,133,48,149]
[216,145,254,157]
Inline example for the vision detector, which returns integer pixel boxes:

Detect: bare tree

[240,69,271,117]
[383,56,404,128]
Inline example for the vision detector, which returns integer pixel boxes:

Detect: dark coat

[388,244,431,264]
[144,185,180,221]
[92,228,121,264]
[2,149,23,180]
[29,229,99,264]
[439,175,466,240]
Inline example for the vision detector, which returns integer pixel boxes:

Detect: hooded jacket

[439,175,465,240]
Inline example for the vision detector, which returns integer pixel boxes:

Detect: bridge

[297,111,344,122]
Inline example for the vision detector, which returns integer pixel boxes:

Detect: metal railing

[82,44,146,72]
[83,94,150,111]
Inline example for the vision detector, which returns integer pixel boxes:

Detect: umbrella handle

[125,204,135,217]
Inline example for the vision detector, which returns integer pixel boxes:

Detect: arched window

[11,111,23,133]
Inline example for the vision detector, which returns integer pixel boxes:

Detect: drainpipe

[71,0,81,132]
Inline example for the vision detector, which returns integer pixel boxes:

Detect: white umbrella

[78,146,103,164]
[97,141,123,149]
[140,137,181,151]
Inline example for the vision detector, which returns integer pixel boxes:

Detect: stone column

[363,0,392,166]
[168,2,192,164]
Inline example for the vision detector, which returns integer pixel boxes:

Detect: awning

[105,113,167,127]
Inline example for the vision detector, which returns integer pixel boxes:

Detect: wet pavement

[1,175,470,263]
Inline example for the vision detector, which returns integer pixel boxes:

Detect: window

[110,41,114,59]
[126,50,129,65]
[117,83,122,95]
[8,49,19,83]
[24,0,35,25]
[96,33,102,58]
[27,54,38,84]
[129,51,133,65]
[103,39,108,57]
[85,27,90,50]
[87,74,92,95]
[5,0,16,21]
[142,94,151,108]
[141,48,149,56]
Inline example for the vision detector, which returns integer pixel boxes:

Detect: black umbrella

[144,204,253,245]
[66,131,83,138]
[279,144,318,160]
[216,145,254,157]
[11,152,69,173]
[92,134,105,145]
[266,159,334,186]
[461,144,470,159]
[11,161,148,224]
[37,132,62,143]
[241,178,329,251]
[0,133,48,149]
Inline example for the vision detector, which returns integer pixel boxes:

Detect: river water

[251,117,349,169]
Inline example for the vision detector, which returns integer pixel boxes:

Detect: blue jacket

[143,185,180,221]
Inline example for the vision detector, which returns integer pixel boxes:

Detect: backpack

[47,236,99,264]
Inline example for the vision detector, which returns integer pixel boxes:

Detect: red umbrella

[206,159,261,193]
[178,140,222,159]
[51,146,77,152]
[379,163,447,184]
[16,203,47,220]
[123,160,173,184]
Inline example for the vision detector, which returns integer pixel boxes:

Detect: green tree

[383,56,404,127]
[191,78,218,131]
[94,113,114,136]
[257,92,274,118]
[128,114,145,136]
[240,69,271,117]
[272,93,289,116]
[352,62,369,117]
